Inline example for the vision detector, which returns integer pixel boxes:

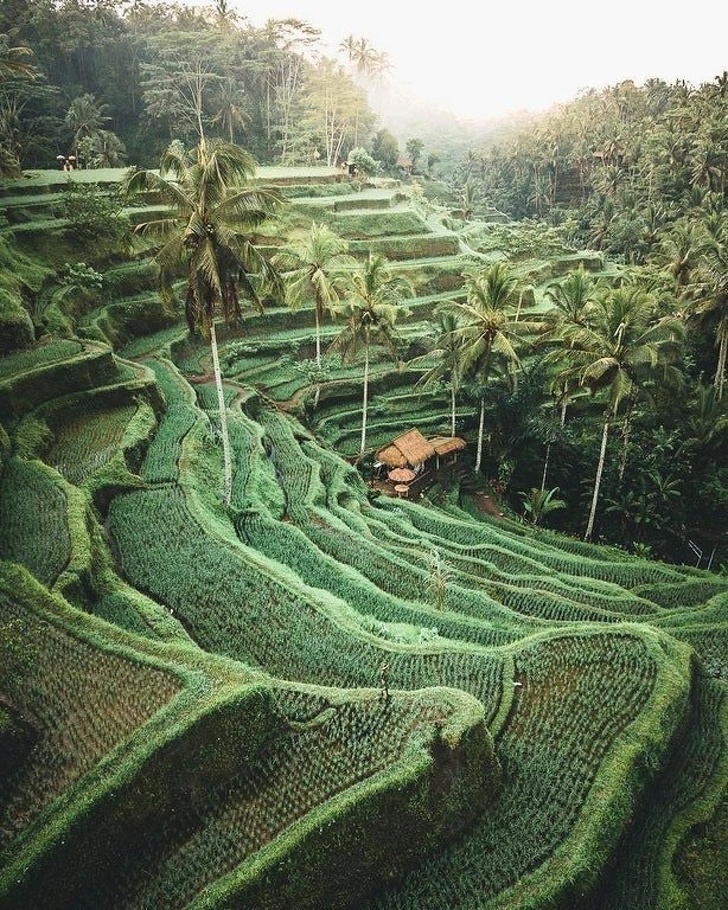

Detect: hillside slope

[0,168,726,910]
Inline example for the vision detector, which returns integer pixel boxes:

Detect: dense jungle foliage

[0,0,393,171]
[438,75,728,565]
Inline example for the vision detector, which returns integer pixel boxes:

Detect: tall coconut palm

[544,267,595,330]
[410,309,464,437]
[650,218,708,291]
[688,223,728,400]
[123,139,283,506]
[64,93,110,160]
[273,223,355,406]
[539,267,598,486]
[213,77,249,143]
[339,35,390,80]
[329,253,413,458]
[554,283,684,540]
[450,262,541,473]
[542,268,599,416]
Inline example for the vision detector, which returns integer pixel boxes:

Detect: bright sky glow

[229,0,728,121]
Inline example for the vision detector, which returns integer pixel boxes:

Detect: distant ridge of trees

[0,0,381,173]
[453,73,728,261]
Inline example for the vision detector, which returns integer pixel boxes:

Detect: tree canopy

[0,0,382,174]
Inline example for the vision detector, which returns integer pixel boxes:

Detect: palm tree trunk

[313,304,322,410]
[542,394,569,490]
[585,416,610,541]
[210,320,233,507]
[450,382,456,437]
[715,323,727,400]
[475,397,485,473]
[541,444,550,491]
[618,399,634,481]
[360,346,369,457]
[314,303,322,368]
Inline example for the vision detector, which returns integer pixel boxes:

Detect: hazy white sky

[229,0,728,120]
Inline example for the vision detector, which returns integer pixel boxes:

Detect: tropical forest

[0,2,726,909]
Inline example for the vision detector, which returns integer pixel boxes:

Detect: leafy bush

[55,180,130,251]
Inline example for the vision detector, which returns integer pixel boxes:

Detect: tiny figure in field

[379,661,390,702]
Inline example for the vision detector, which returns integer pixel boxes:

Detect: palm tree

[679,382,728,453]
[540,267,598,485]
[687,224,728,400]
[553,283,684,540]
[213,77,249,143]
[273,223,355,406]
[64,93,110,161]
[542,268,598,413]
[329,253,413,458]
[339,35,390,80]
[450,262,541,473]
[456,180,482,220]
[544,268,595,330]
[123,139,283,506]
[80,130,126,168]
[649,218,708,291]
[410,309,464,437]
[0,34,35,83]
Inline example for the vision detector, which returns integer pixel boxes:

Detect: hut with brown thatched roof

[375,428,436,470]
[373,427,467,494]
[428,435,467,468]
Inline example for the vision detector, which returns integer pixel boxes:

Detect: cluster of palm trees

[541,276,685,539]
[272,222,415,451]
[64,94,126,168]
[413,263,689,539]
[126,138,713,547]
[124,139,414,505]
[453,74,728,425]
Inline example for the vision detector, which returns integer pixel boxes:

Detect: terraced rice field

[0,170,725,910]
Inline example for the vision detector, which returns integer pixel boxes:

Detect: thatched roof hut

[375,428,436,468]
[429,436,467,457]
[374,444,407,468]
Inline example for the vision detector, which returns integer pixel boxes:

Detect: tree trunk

[475,397,485,473]
[314,304,322,368]
[715,324,727,401]
[542,391,569,490]
[450,382,456,437]
[210,320,233,507]
[313,304,322,409]
[618,399,634,482]
[585,416,610,541]
[541,444,550,491]
[359,346,369,457]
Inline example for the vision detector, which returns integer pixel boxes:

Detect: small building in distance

[396,155,413,176]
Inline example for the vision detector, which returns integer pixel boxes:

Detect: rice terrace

[0,155,725,910]
[1,7,727,908]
